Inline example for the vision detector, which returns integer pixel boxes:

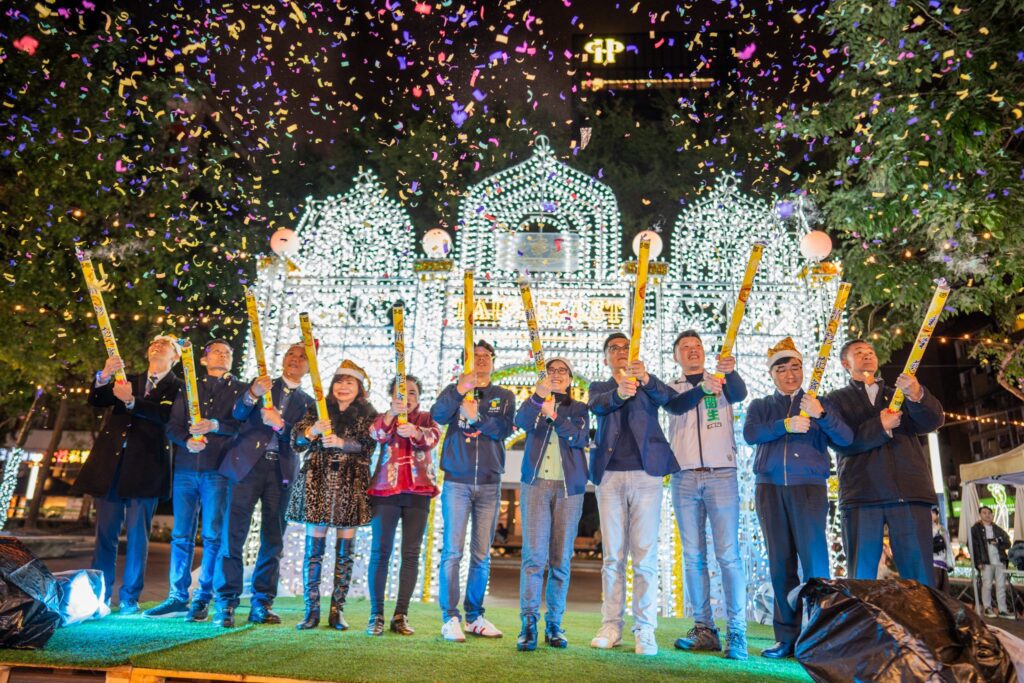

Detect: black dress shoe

[214,607,235,628]
[186,601,210,622]
[366,613,385,636]
[761,641,795,659]
[545,623,568,648]
[390,614,415,635]
[517,615,538,652]
[248,604,282,624]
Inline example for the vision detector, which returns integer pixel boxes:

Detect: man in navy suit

[213,343,314,627]
[145,339,245,621]
[73,335,183,615]
[588,332,679,657]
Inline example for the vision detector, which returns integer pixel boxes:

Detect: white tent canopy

[958,443,1024,545]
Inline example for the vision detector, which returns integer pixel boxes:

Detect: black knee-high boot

[328,537,355,630]
[296,535,326,630]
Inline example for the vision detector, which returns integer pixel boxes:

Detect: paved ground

[39,540,606,612]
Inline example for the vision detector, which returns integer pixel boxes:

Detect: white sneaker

[441,616,466,642]
[634,627,658,656]
[590,623,622,649]
[466,615,503,638]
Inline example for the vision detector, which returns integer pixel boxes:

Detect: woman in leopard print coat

[287,359,378,632]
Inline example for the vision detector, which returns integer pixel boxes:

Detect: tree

[0,11,245,429]
[775,0,1024,396]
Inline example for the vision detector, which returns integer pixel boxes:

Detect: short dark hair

[388,374,423,396]
[603,332,628,352]
[673,330,702,349]
[475,339,495,356]
[980,505,993,514]
[203,338,233,355]
[839,338,870,362]
[463,339,495,364]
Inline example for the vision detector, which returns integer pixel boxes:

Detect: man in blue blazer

[588,332,679,657]
[213,343,314,627]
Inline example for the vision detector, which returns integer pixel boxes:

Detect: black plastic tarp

[795,578,1016,683]
[0,536,61,649]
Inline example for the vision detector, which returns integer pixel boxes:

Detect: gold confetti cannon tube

[518,278,547,376]
[75,247,127,383]
[463,269,475,374]
[244,288,273,409]
[299,312,332,437]
[716,242,766,378]
[179,340,206,443]
[518,278,553,402]
[627,235,651,380]
[393,303,408,424]
[800,282,853,417]
[888,278,950,412]
[462,269,476,407]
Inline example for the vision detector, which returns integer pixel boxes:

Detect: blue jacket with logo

[588,374,679,485]
[430,382,516,485]
[515,393,590,496]
[742,388,853,486]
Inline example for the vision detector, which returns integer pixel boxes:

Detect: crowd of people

[73,327,948,660]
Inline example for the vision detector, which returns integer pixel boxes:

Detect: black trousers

[215,456,289,610]
[368,497,431,615]
[755,483,831,644]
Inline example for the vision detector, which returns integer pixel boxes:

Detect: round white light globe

[269,228,299,256]
[799,230,833,261]
[422,228,453,258]
[632,230,664,259]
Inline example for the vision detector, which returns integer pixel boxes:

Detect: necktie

[145,375,158,397]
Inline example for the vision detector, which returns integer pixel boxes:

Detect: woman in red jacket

[366,374,440,636]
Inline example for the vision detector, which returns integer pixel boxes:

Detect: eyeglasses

[606,344,629,353]
[546,367,570,376]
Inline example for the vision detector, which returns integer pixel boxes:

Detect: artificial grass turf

[0,614,252,668]
[129,598,813,682]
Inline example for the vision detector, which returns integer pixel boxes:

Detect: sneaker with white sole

[466,615,503,638]
[143,597,189,619]
[590,623,622,649]
[441,616,466,642]
[634,627,658,656]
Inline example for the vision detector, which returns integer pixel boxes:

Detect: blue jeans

[519,479,584,625]
[595,469,663,632]
[169,468,230,604]
[841,502,933,587]
[215,457,289,610]
[91,495,157,605]
[672,469,746,634]
[438,480,501,622]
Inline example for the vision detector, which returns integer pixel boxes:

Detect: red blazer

[368,407,440,497]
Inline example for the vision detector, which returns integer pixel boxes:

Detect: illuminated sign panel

[583,38,626,64]
[496,231,581,273]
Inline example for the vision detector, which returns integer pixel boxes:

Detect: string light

[945,412,1024,429]
[0,449,25,531]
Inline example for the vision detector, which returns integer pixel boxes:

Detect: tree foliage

[775,0,1024,395]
